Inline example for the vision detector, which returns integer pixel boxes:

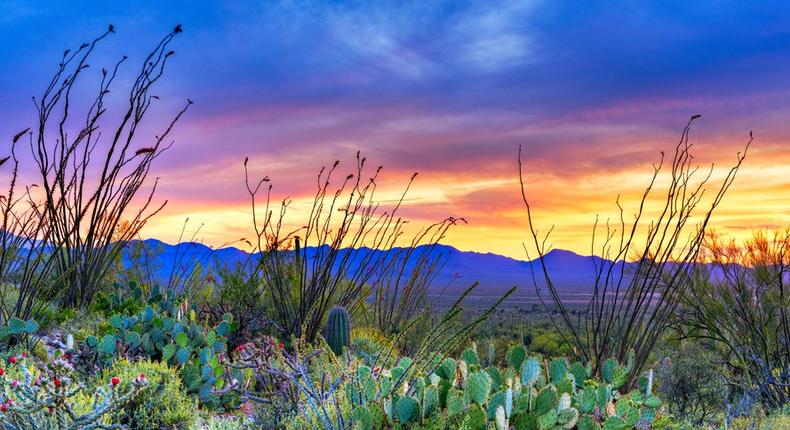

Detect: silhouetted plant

[519,116,749,387]
[244,153,464,344]
[0,132,62,340]
[121,220,239,301]
[370,217,462,338]
[680,230,790,411]
[22,25,191,309]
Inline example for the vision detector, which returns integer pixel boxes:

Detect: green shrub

[655,342,728,426]
[350,327,398,368]
[190,415,249,430]
[103,359,197,430]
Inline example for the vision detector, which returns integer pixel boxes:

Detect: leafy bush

[655,342,728,426]
[729,407,790,430]
[190,414,249,429]
[350,327,399,368]
[528,327,572,357]
[198,263,270,351]
[102,359,197,430]
[683,231,790,412]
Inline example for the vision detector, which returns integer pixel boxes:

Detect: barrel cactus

[325,306,351,356]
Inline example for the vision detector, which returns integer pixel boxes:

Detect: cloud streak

[0,1,789,258]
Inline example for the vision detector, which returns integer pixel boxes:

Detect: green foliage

[654,342,728,427]
[0,317,38,348]
[325,306,352,356]
[103,359,197,430]
[84,299,232,406]
[90,280,147,317]
[528,326,572,357]
[332,344,670,429]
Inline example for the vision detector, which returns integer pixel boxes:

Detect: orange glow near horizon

[139,133,790,260]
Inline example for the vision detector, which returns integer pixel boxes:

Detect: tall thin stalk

[519,116,748,385]
[25,25,191,308]
[244,153,465,343]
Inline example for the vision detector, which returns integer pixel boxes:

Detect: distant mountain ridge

[123,239,630,304]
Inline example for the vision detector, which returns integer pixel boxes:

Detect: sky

[1,0,789,259]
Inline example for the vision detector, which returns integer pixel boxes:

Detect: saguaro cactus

[325,306,351,356]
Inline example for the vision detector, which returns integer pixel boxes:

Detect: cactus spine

[325,306,351,356]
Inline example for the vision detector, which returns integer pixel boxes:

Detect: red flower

[111,376,120,386]
[53,378,62,388]
[278,341,284,350]
[138,373,146,381]
[8,357,16,364]
[0,403,6,412]
[0,368,5,376]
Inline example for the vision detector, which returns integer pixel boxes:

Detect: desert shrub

[244,154,470,348]
[350,327,399,368]
[103,359,197,430]
[682,231,790,411]
[25,26,191,310]
[190,415,249,429]
[519,119,749,388]
[655,342,728,426]
[199,263,271,351]
[729,407,790,430]
[528,327,572,357]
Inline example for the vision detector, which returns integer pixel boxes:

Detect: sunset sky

[2,1,789,259]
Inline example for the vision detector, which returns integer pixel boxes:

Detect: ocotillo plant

[24,24,191,309]
[243,152,464,344]
[0,132,62,329]
[519,116,749,387]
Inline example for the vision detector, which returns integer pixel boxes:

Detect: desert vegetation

[0,26,787,430]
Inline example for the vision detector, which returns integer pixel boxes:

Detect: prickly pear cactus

[335,344,669,430]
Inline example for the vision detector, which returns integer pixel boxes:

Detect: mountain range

[124,239,633,306]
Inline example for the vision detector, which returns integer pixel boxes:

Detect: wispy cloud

[1,1,789,257]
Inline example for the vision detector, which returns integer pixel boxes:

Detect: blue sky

[1,1,789,256]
